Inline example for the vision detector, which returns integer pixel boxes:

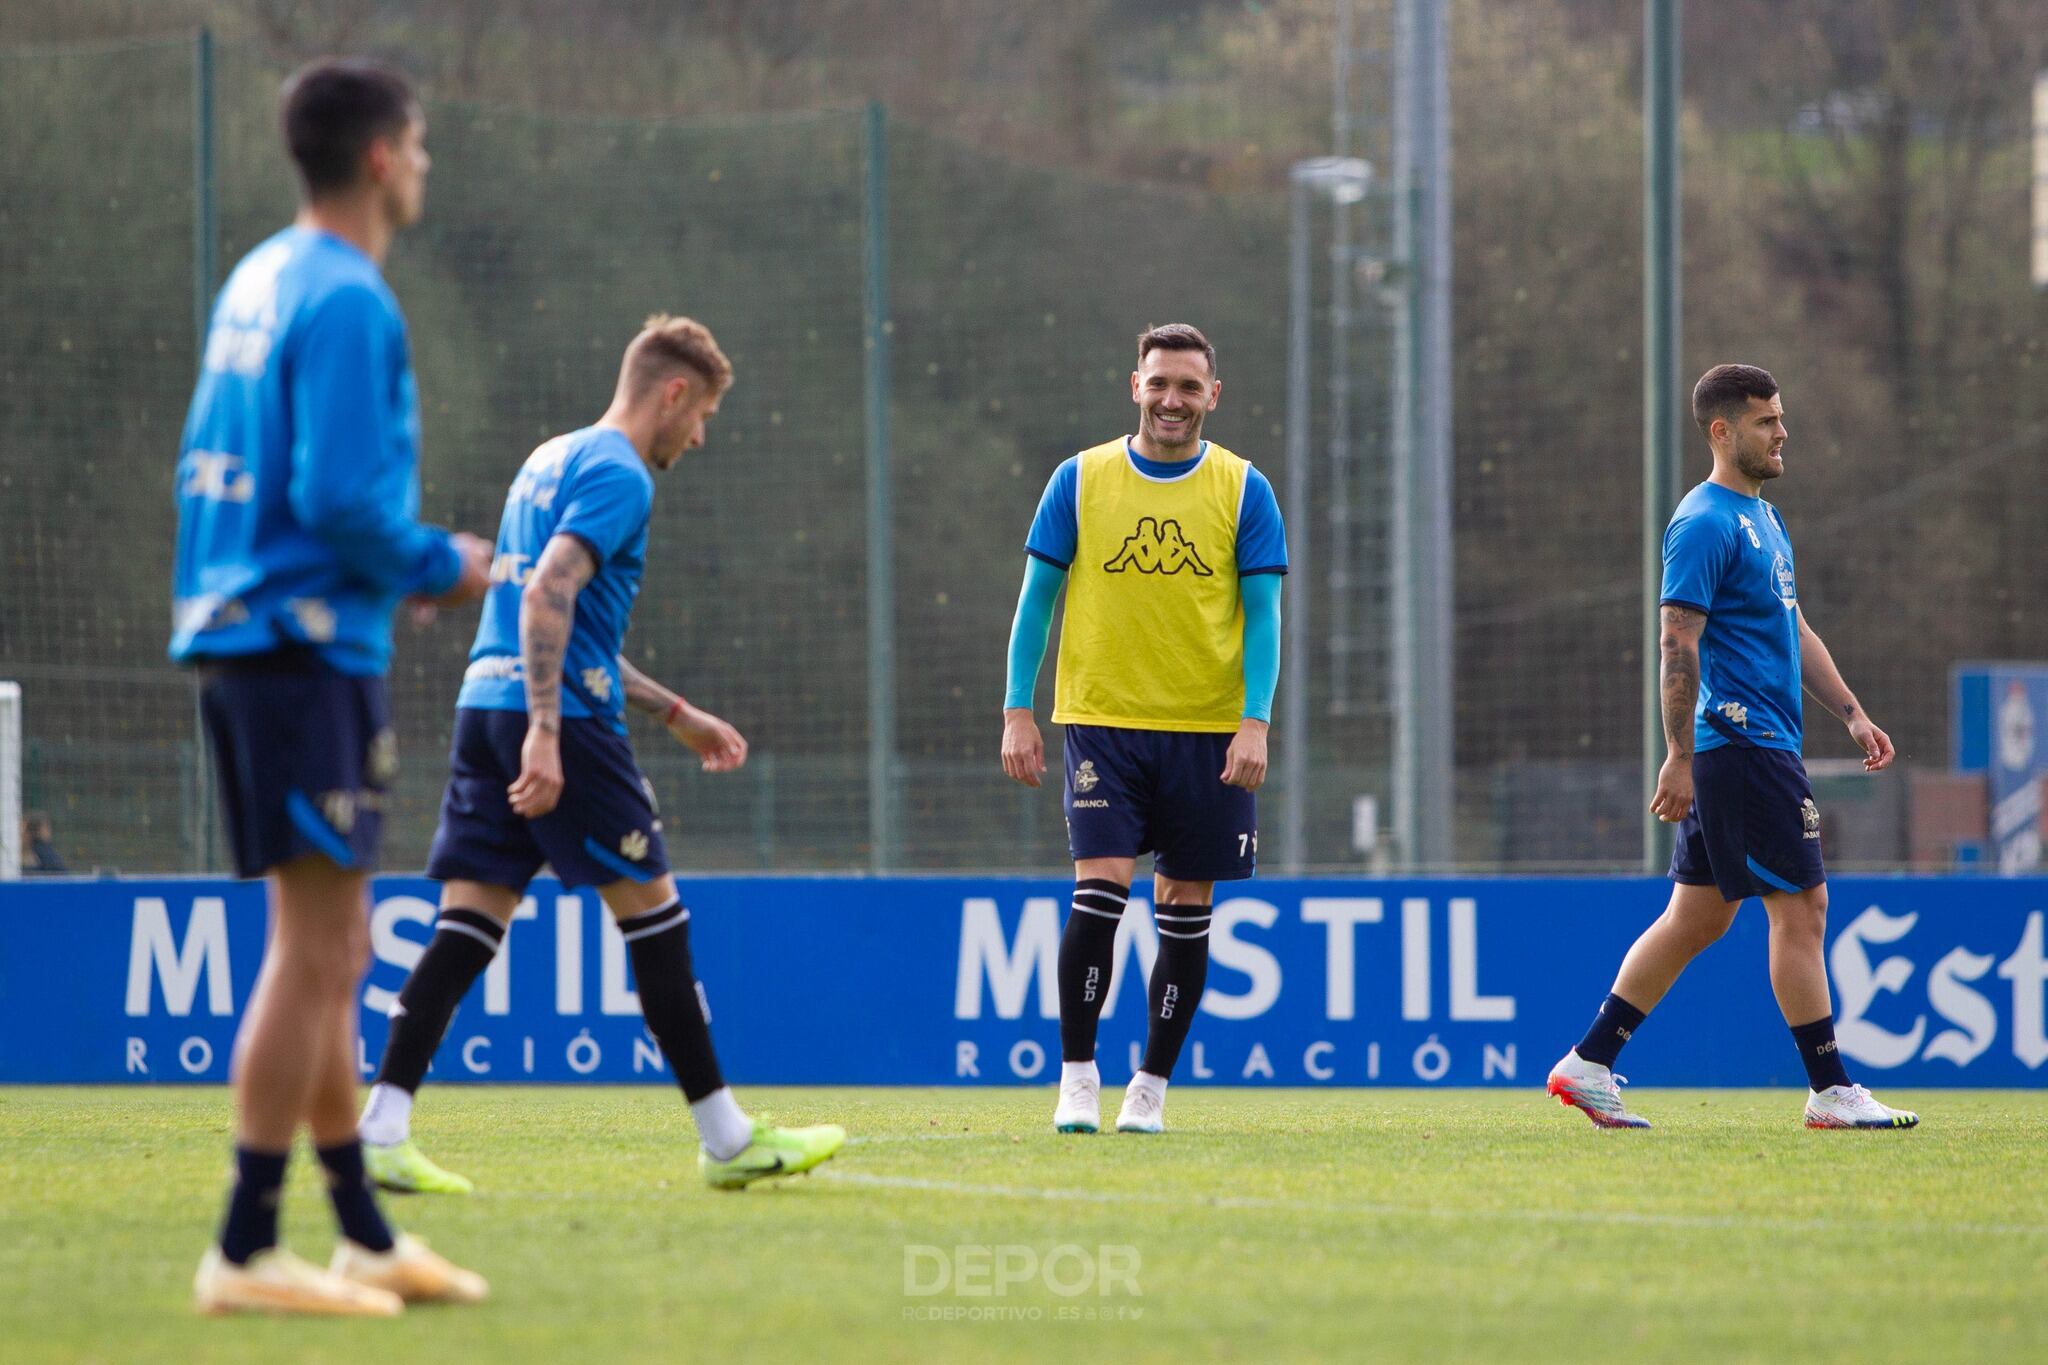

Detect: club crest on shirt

[285,596,337,643]
[1801,798,1821,839]
[1103,517,1213,576]
[1771,552,1797,608]
[1072,760,1101,794]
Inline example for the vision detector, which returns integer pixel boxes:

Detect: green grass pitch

[3,1086,2044,1363]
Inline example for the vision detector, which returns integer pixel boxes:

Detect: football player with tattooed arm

[1547,364,1917,1131]
[355,315,845,1193]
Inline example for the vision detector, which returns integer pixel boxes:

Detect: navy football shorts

[198,649,395,880]
[1668,743,1825,902]
[426,707,669,891]
[1062,724,1257,882]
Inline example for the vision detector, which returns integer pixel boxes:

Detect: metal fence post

[861,101,898,872]
[191,26,219,874]
[1642,0,1682,872]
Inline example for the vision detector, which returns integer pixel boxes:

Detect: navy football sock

[217,1145,289,1265]
[317,1140,396,1253]
[1058,879,1129,1063]
[1574,992,1648,1069]
[1140,904,1212,1078]
[374,907,504,1094]
[1790,1014,1852,1092]
[620,899,727,1102]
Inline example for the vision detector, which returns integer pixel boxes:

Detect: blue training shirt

[1024,441,1289,574]
[457,426,654,734]
[1660,480,1803,754]
[171,226,461,675]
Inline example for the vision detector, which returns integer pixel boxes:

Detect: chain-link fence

[4,23,2043,876]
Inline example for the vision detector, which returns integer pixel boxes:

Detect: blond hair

[623,313,733,396]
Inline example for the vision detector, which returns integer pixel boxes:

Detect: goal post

[0,681,20,879]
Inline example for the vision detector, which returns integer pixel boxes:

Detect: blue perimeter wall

[3,875,2044,1087]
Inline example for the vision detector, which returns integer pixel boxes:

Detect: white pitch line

[846,1132,1011,1146]
[815,1169,2048,1239]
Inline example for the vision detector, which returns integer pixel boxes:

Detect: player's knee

[1767,891,1828,945]
[1682,912,1734,953]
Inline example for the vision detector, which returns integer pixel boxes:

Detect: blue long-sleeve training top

[170,226,461,675]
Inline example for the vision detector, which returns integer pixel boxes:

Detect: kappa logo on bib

[1103,517,1213,577]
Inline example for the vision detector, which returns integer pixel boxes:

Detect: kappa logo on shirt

[1103,517,1213,577]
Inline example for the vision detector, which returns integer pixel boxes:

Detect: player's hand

[1849,715,1895,772]
[1001,708,1044,788]
[508,723,565,817]
[668,703,748,773]
[1221,719,1269,790]
[435,532,494,606]
[1650,751,1694,823]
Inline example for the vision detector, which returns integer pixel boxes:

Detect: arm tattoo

[1659,605,1705,757]
[617,654,674,717]
[519,537,597,735]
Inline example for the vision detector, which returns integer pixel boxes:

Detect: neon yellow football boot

[364,1138,475,1195]
[699,1118,847,1190]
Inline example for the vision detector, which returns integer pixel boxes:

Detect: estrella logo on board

[1103,517,1213,576]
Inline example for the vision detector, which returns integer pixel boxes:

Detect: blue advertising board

[2,875,2044,1087]
[1953,662,2048,871]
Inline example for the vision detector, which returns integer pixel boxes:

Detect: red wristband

[664,697,687,727]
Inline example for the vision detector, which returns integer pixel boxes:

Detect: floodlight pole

[1642,0,1682,871]
[1281,157,1372,874]
[1392,0,1455,870]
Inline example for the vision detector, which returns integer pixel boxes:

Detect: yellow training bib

[1053,438,1249,732]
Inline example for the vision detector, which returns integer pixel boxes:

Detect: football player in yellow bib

[1001,324,1287,1135]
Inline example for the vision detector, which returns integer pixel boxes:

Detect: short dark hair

[1691,364,1778,438]
[1137,323,1217,376]
[280,58,418,195]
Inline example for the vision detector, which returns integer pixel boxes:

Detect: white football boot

[1804,1084,1920,1130]
[1054,1062,1101,1134]
[1114,1073,1167,1134]
[1545,1049,1652,1129]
